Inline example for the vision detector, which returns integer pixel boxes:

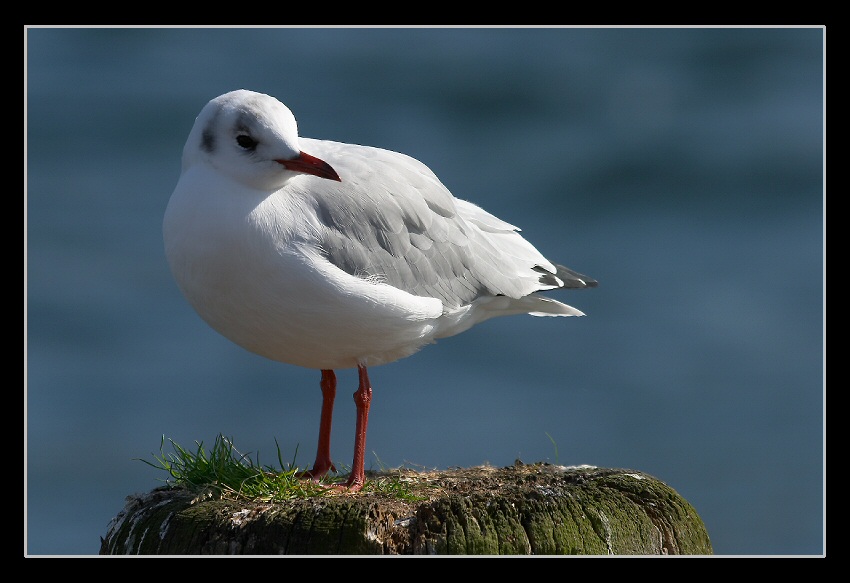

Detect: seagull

[163,89,597,491]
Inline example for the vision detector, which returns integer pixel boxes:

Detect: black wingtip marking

[536,264,599,289]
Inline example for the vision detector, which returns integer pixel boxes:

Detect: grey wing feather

[305,139,595,310]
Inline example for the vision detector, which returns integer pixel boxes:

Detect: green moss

[102,465,713,555]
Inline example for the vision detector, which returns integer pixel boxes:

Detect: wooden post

[100,463,712,555]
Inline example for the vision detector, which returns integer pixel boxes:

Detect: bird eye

[236,135,258,150]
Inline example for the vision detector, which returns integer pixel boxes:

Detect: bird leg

[297,369,338,480]
[296,366,372,492]
[343,364,373,491]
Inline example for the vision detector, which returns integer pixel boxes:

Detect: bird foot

[323,476,365,493]
[296,467,365,492]
[296,462,336,481]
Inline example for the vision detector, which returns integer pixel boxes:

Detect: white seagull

[163,89,597,491]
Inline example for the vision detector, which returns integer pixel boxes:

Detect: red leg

[297,369,338,480]
[343,364,373,491]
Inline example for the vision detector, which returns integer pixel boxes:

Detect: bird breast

[163,166,443,370]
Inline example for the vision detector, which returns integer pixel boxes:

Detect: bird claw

[296,461,337,482]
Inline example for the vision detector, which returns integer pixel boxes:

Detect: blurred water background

[25,26,824,556]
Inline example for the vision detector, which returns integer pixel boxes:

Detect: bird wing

[299,138,589,312]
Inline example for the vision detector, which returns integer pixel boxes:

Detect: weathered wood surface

[100,463,712,555]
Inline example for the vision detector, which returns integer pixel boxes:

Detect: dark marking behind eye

[201,128,215,153]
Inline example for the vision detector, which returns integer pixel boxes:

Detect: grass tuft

[136,434,425,502]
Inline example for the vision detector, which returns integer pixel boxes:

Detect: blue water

[25,27,824,556]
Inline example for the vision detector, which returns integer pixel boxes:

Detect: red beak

[277,152,341,182]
